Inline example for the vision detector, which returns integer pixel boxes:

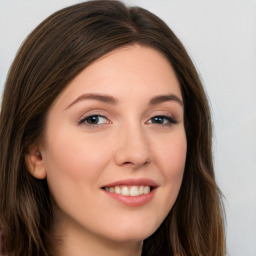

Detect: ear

[25,145,46,179]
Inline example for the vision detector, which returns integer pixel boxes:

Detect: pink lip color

[101,178,158,207]
[102,178,158,188]
[103,189,156,207]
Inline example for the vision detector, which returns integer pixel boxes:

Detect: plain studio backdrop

[0,1,255,255]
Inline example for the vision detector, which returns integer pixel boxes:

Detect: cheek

[156,131,187,178]
[43,129,111,199]
[153,130,187,203]
[46,127,107,171]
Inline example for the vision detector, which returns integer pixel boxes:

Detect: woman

[0,1,225,255]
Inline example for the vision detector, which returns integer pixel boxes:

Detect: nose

[114,125,152,168]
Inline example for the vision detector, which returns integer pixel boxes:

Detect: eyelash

[78,115,110,126]
[78,114,177,127]
[146,115,177,126]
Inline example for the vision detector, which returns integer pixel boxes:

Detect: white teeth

[104,185,151,196]
[114,186,121,194]
[109,187,115,193]
[121,186,130,196]
[143,186,150,194]
[129,186,139,196]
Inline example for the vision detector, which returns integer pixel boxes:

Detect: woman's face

[40,45,186,244]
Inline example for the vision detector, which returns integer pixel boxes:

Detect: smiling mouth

[103,185,153,196]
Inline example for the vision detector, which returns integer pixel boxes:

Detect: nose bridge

[114,121,152,167]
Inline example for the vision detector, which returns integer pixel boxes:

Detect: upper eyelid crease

[78,115,110,125]
[65,93,183,110]
[148,115,177,124]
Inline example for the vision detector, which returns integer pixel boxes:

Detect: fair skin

[27,45,187,256]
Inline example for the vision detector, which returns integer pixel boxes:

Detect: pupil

[153,116,163,123]
[88,116,99,124]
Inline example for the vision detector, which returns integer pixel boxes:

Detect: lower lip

[102,189,156,207]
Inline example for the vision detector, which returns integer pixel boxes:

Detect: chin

[103,222,160,243]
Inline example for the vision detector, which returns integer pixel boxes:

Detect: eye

[79,115,109,125]
[147,115,177,125]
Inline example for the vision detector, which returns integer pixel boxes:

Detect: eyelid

[147,116,176,124]
[77,109,112,127]
[78,115,109,125]
[146,111,178,125]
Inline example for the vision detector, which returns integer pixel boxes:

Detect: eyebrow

[65,92,183,110]
[65,93,119,109]
[149,94,183,107]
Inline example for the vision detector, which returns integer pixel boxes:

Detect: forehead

[55,44,182,107]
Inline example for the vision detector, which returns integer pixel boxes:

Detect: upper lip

[102,178,158,188]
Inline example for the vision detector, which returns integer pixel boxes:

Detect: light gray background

[0,1,255,255]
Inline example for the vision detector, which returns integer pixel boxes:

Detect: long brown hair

[0,1,225,255]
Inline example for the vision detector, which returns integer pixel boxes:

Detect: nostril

[114,138,152,167]
[122,159,150,168]
[123,161,132,165]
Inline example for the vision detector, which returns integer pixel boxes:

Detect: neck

[47,207,143,256]
[53,234,143,256]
